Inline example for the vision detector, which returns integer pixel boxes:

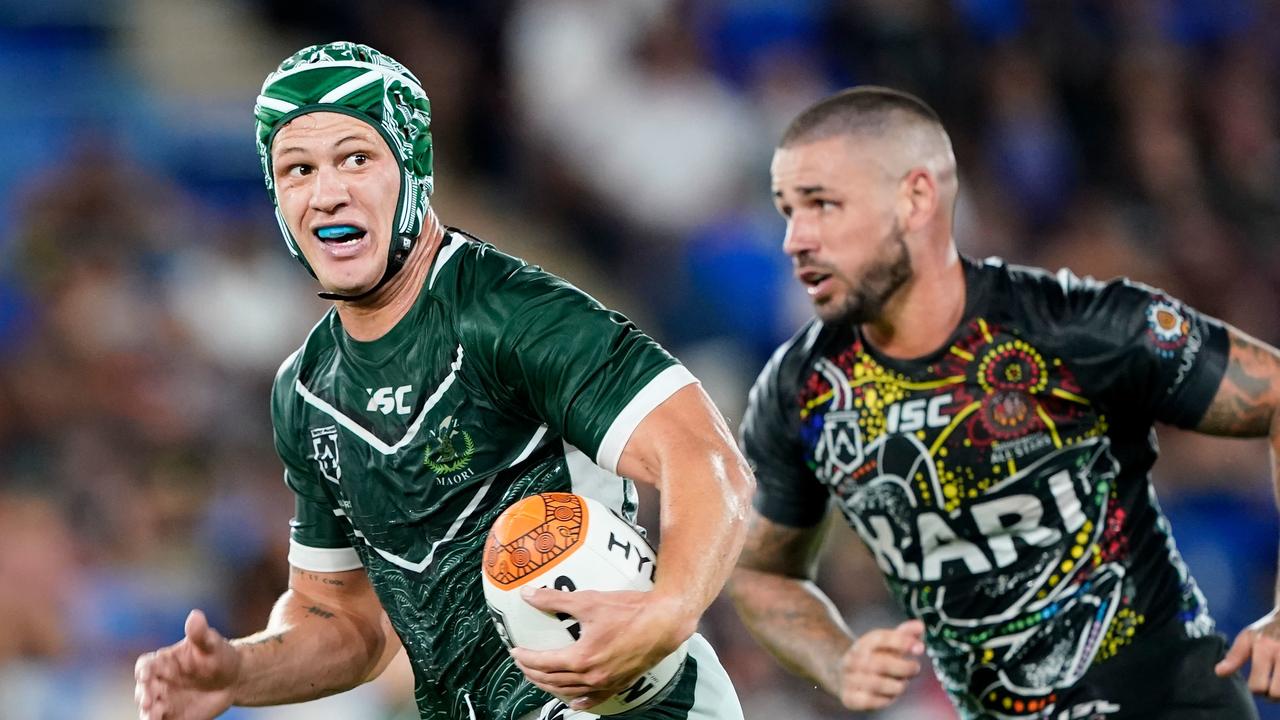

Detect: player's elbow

[720,448,756,512]
[348,610,397,682]
[732,465,757,541]
[360,610,403,683]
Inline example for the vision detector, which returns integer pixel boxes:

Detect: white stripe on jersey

[299,424,551,575]
[429,231,472,289]
[294,344,464,454]
[596,365,698,474]
[816,358,851,411]
[288,538,362,572]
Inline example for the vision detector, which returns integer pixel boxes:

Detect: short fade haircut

[779,85,945,148]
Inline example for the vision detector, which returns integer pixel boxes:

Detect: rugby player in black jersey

[729,86,1280,719]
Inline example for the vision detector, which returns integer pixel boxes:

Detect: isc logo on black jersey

[885,394,953,434]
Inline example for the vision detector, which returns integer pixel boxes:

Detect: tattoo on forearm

[737,512,824,577]
[1199,332,1280,437]
[761,604,826,625]
[306,606,336,620]
[300,572,347,587]
[732,573,851,691]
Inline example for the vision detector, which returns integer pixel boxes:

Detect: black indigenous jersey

[271,230,696,720]
[741,256,1230,720]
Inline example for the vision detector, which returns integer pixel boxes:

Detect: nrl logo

[310,426,341,484]
[424,415,475,475]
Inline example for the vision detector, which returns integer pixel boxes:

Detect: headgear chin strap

[253,42,434,300]
[315,234,414,302]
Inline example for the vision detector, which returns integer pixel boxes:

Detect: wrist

[646,591,699,650]
[834,636,858,686]
[224,638,255,705]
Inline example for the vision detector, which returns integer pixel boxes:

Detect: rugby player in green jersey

[133,42,752,720]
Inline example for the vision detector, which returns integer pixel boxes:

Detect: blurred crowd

[1,0,1278,718]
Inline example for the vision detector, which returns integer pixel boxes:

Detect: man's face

[271,112,400,296]
[771,135,913,325]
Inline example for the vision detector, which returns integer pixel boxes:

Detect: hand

[509,587,690,711]
[134,609,241,720]
[835,619,926,711]
[1215,607,1280,699]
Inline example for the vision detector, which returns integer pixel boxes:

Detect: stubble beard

[818,221,913,326]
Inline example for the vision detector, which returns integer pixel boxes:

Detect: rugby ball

[481,492,688,715]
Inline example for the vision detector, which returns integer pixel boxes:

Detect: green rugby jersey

[271,229,696,720]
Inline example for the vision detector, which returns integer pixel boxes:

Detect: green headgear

[254,41,434,299]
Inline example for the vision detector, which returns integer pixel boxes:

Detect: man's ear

[898,168,938,233]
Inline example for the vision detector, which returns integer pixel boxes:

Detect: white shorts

[518,633,743,720]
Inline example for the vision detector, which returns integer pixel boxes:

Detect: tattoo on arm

[735,510,828,579]
[305,606,336,620]
[1197,329,1280,437]
[730,510,851,693]
[299,572,347,587]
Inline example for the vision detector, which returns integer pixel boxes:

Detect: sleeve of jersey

[472,265,696,474]
[1063,279,1229,428]
[271,367,362,573]
[740,347,829,528]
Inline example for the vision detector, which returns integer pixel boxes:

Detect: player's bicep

[287,565,383,613]
[285,565,402,680]
[1195,326,1280,437]
[285,565,388,639]
[614,382,740,488]
[735,506,829,580]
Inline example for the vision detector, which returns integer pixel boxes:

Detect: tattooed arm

[134,566,400,719]
[1195,327,1280,438]
[1199,327,1280,699]
[231,567,401,702]
[727,509,924,712]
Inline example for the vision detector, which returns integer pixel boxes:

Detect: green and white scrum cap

[254,41,434,299]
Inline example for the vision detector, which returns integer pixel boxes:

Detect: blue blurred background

[0,0,1277,718]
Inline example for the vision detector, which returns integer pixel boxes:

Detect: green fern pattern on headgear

[253,42,434,274]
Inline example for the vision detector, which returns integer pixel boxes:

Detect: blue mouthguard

[317,225,361,239]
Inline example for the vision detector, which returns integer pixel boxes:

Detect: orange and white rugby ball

[481,492,688,715]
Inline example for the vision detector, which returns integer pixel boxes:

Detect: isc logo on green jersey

[424,415,475,480]
[367,385,413,415]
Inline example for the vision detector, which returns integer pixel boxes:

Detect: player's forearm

[651,442,754,632]
[1191,328,1280,602]
[727,567,854,695]
[228,589,393,706]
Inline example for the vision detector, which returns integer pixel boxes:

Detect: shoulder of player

[975,255,1159,326]
[973,255,1083,302]
[271,310,338,410]
[428,228,611,374]
[429,228,577,308]
[749,318,829,401]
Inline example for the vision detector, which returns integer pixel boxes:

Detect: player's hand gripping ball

[482,492,688,715]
